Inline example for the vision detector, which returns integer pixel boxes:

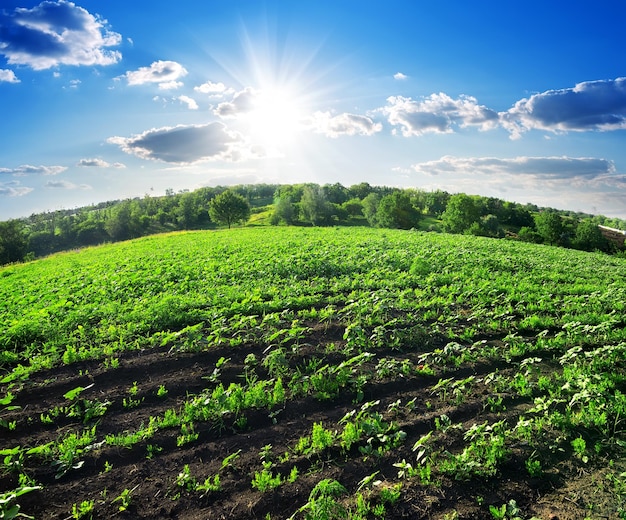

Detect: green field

[1,227,626,519]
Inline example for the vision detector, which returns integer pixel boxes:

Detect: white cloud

[0,164,67,176]
[501,77,626,138]
[158,80,184,91]
[0,69,20,83]
[123,60,188,89]
[410,156,616,180]
[393,72,408,80]
[308,111,383,138]
[45,180,91,190]
[194,81,234,97]
[107,122,244,164]
[77,158,125,168]
[382,93,499,136]
[0,181,33,197]
[0,0,122,70]
[177,95,199,110]
[214,87,257,118]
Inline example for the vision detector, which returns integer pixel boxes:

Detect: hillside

[2,183,625,266]
[1,227,626,519]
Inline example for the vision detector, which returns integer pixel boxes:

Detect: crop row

[1,227,626,518]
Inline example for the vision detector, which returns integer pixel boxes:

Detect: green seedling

[113,485,138,512]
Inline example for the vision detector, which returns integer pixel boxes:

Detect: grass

[1,226,625,518]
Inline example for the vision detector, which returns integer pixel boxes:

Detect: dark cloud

[502,78,626,137]
[0,1,121,70]
[108,123,244,164]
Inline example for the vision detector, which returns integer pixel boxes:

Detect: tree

[534,211,563,245]
[479,214,503,237]
[423,190,450,217]
[573,220,609,251]
[300,186,331,225]
[361,193,381,226]
[104,200,141,241]
[209,190,251,228]
[348,182,374,200]
[342,198,364,217]
[270,196,296,225]
[441,194,480,234]
[323,183,349,204]
[177,192,198,229]
[376,191,420,229]
[0,220,27,265]
[517,226,543,243]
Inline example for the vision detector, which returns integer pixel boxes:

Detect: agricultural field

[1,226,626,519]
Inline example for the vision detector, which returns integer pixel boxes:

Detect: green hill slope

[1,227,625,519]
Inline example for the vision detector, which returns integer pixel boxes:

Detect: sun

[244,86,305,154]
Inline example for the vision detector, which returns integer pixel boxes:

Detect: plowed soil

[3,320,618,520]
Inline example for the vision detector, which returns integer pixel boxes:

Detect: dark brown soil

[2,328,622,519]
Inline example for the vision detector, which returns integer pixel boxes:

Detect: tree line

[1,182,625,265]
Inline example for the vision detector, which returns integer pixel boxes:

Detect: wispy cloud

[501,77,626,138]
[0,181,33,197]
[0,69,20,83]
[393,72,408,80]
[410,156,616,180]
[177,95,199,110]
[0,0,121,70]
[108,122,244,164]
[77,158,126,168]
[0,165,67,176]
[122,60,188,90]
[382,93,499,136]
[308,111,382,137]
[45,180,91,190]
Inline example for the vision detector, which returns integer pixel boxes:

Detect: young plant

[0,392,20,430]
[251,469,282,492]
[71,499,94,520]
[0,485,41,520]
[221,450,242,472]
[113,485,138,512]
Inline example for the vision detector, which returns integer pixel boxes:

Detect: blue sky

[1,1,626,220]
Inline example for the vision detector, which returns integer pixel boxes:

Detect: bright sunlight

[244,87,305,154]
